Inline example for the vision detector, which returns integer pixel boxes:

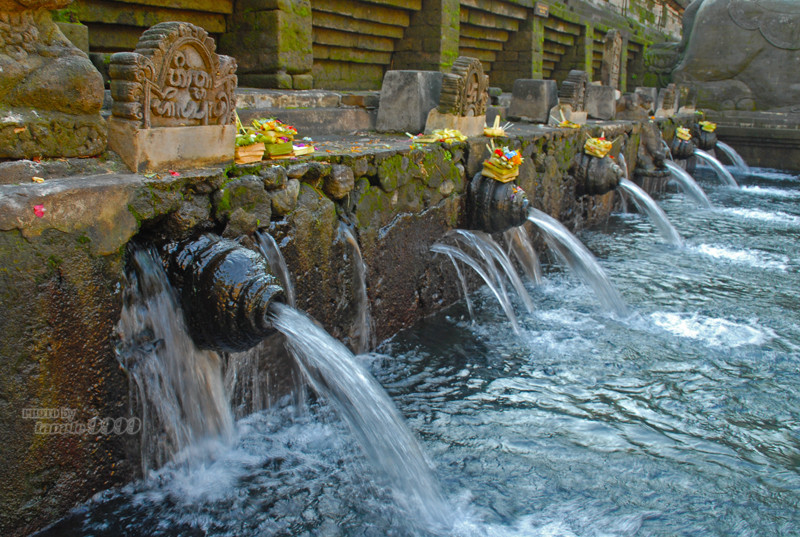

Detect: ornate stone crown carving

[438,56,489,117]
[109,22,237,129]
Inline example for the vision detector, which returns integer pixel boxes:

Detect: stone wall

[0,117,691,535]
[65,0,682,90]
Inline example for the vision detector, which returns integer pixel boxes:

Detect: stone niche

[108,22,237,173]
[0,0,106,159]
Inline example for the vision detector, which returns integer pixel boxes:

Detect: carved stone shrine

[0,0,106,159]
[425,56,489,137]
[108,22,237,173]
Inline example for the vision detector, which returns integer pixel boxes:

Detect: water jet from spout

[664,161,713,208]
[715,141,750,172]
[268,303,454,534]
[693,149,739,187]
[527,208,629,317]
[618,179,684,247]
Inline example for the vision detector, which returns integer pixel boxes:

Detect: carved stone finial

[107,22,238,172]
[437,56,489,117]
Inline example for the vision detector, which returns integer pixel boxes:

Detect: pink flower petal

[34,204,45,218]
[169,170,180,177]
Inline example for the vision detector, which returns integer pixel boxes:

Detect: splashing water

[255,231,295,307]
[116,246,234,473]
[528,208,629,317]
[618,178,683,246]
[664,160,713,207]
[693,149,739,187]
[268,303,454,534]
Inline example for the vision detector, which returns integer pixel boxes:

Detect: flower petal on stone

[34,204,45,218]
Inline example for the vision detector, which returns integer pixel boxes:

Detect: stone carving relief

[728,0,800,50]
[672,0,800,111]
[109,22,237,129]
[0,0,106,158]
[437,56,489,117]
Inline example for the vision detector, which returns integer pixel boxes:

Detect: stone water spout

[466,172,530,234]
[161,234,285,352]
[571,150,625,197]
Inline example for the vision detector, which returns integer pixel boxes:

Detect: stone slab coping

[2,116,691,186]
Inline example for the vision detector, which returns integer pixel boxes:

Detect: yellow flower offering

[584,136,613,158]
[676,126,692,141]
[699,120,717,132]
[482,140,524,182]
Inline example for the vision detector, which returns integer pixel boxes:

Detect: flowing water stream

[693,149,739,187]
[38,167,800,537]
[664,160,713,207]
[617,178,683,246]
[715,141,749,172]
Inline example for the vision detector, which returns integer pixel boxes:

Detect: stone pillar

[492,12,545,91]
[219,0,313,89]
[393,0,460,72]
[600,29,623,89]
[619,37,629,92]
[0,0,106,159]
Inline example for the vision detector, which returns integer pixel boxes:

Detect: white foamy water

[719,207,800,227]
[739,185,800,199]
[691,243,790,271]
[650,312,775,348]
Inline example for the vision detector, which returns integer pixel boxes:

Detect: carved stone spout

[162,235,285,352]
[571,153,624,197]
[466,173,530,234]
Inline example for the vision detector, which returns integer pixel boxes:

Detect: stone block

[585,85,617,120]
[376,71,443,133]
[424,109,485,137]
[108,119,235,173]
[56,22,89,54]
[507,79,558,123]
[239,73,293,89]
[292,74,313,89]
[220,5,312,74]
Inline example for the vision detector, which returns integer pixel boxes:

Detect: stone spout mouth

[162,234,286,352]
[571,153,625,197]
[466,172,530,234]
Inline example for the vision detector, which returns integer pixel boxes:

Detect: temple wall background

[61,0,684,91]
